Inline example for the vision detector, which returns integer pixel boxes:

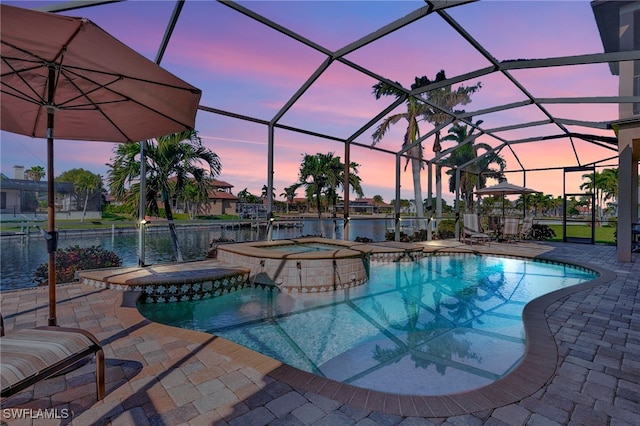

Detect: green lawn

[548,224,616,245]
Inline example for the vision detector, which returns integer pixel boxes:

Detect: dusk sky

[0,0,619,204]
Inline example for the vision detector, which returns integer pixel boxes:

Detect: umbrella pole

[138,141,147,267]
[46,66,58,326]
[47,136,57,326]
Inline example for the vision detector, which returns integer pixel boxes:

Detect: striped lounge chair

[462,213,491,245]
[0,316,105,400]
[502,217,521,242]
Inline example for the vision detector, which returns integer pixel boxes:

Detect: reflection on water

[140,255,596,395]
[1,218,390,291]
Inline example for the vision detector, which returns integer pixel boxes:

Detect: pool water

[139,254,596,395]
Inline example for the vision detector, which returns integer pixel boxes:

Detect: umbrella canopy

[474,181,539,196]
[1,4,200,142]
[1,4,201,326]
[475,181,539,222]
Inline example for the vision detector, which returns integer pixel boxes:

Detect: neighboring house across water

[289,197,309,213]
[205,180,238,216]
[170,177,238,216]
[336,198,393,215]
[0,166,76,219]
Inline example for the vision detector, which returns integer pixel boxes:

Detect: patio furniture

[633,222,640,252]
[487,216,502,240]
[462,213,491,245]
[0,315,105,399]
[502,217,521,242]
[520,216,534,240]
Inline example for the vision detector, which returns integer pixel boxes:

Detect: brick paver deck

[1,241,638,425]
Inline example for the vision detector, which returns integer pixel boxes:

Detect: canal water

[1,218,396,291]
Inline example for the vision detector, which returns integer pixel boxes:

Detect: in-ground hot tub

[216,238,372,292]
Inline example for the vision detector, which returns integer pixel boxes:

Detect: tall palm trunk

[435,165,442,220]
[409,145,424,223]
[81,193,89,222]
[162,188,183,262]
[315,188,322,221]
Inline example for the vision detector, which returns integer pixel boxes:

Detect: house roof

[0,176,73,193]
[591,0,635,75]
[207,190,238,201]
[353,198,392,207]
[168,176,234,189]
[211,179,233,188]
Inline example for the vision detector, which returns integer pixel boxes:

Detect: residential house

[336,198,393,215]
[592,0,640,261]
[0,166,74,218]
[170,178,238,216]
[206,180,238,216]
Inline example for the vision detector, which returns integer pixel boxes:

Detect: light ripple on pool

[139,254,596,396]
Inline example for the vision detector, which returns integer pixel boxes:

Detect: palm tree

[237,188,259,204]
[261,184,276,202]
[76,172,103,222]
[299,152,363,221]
[25,166,45,181]
[324,153,364,214]
[417,71,482,219]
[580,170,611,224]
[441,122,505,213]
[280,184,300,214]
[299,153,328,219]
[525,192,552,217]
[108,130,221,261]
[181,179,210,219]
[600,168,618,216]
[372,71,481,224]
[372,79,426,223]
[549,196,563,218]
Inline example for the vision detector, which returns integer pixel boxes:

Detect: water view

[1,218,392,291]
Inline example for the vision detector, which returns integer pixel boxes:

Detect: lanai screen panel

[0,0,630,204]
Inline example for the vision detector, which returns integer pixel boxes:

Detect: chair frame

[0,316,105,400]
[520,216,534,240]
[462,213,491,245]
[502,217,522,242]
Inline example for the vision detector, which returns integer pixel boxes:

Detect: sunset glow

[0,1,621,204]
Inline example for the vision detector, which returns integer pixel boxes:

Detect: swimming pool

[138,253,596,396]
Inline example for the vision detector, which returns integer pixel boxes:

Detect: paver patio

[1,241,638,425]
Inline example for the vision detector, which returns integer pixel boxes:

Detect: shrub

[437,219,456,240]
[33,245,122,285]
[385,230,409,242]
[384,229,428,242]
[530,224,556,241]
[103,203,130,216]
[354,236,373,243]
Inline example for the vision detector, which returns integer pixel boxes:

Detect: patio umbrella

[474,181,539,220]
[1,4,202,326]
